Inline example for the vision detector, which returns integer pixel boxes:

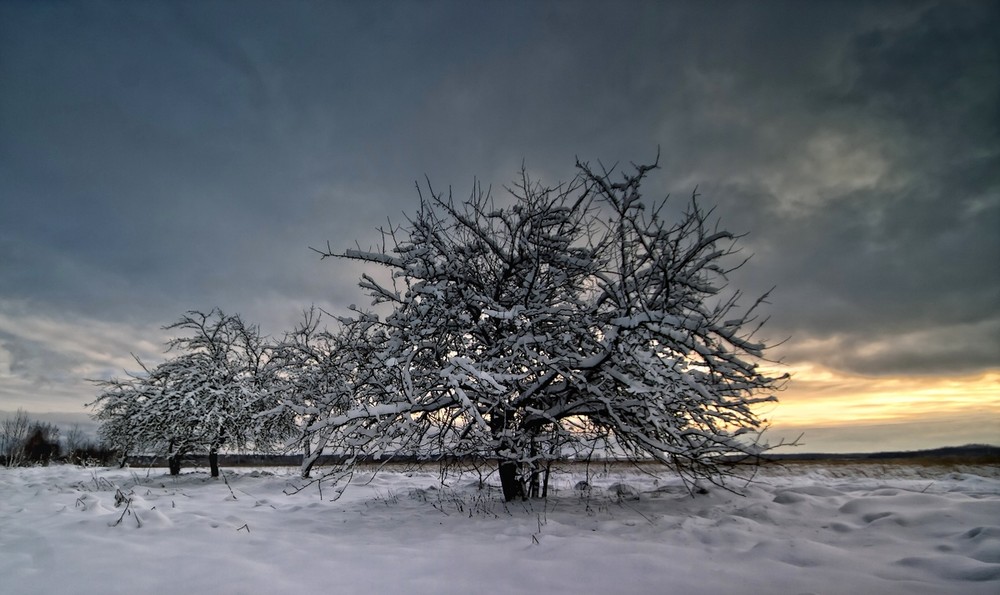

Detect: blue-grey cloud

[0,0,997,424]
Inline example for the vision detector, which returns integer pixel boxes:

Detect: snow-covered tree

[91,375,152,468]
[91,310,294,476]
[265,307,410,484]
[268,308,352,478]
[305,155,788,500]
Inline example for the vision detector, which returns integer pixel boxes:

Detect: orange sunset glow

[763,365,1000,452]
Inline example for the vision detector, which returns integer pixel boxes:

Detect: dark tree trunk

[168,440,181,475]
[301,456,316,479]
[499,461,523,502]
[301,428,333,479]
[301,436,318,479]
[529,468,540,498]
[209,448,220,478]
[528,439,540,498]
[542,461,552,499]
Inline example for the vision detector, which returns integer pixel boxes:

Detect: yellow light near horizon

[757,366,1000,428]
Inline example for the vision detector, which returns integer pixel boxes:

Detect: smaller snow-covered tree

[267,308,342,478]
[267,307,398,481]
[92,376,153,468]
[91,310,294,476]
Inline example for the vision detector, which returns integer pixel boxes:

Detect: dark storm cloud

[702,1,1000,375]
[0,0,997,417]
[0,1,399,328]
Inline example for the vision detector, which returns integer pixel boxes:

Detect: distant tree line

[1,409,114,467]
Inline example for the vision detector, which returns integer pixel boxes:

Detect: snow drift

[1,462,997,594]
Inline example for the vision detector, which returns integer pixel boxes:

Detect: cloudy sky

[1,0,997,452]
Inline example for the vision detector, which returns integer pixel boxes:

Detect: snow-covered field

[2,462,998,594]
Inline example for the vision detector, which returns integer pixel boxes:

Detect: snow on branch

[289,155,792,499]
